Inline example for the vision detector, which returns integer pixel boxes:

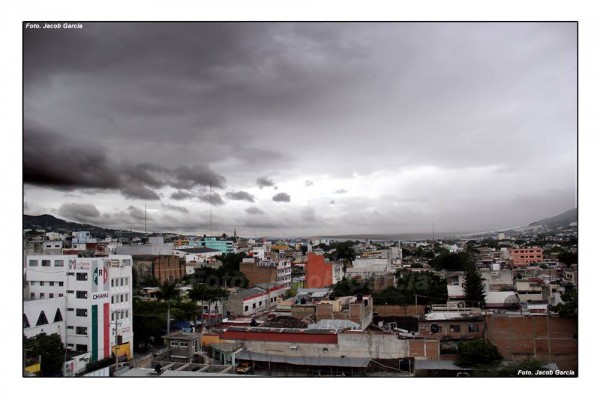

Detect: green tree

[557,251,577,267]
[463,266,486,307]
[456,339,502,368]
[132,298,165,351]
[158,281,180,335]
[551,288,577,318]
[333,241,356,273]
[431,251,475,271]
[24,333,65,376]
[373,271,447,305]
[477,359,550,377]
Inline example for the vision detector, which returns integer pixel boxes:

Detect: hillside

[529,208,577,228]
[23,214,146,239]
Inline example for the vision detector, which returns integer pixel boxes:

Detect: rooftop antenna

[209,180,213,237]
[145,202,147,234]
[432,222,435,242]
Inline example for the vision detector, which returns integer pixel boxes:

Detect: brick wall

[240,261,277,287]
[485,314,577,371]
[305,253,333,288]
[374,304,426,317]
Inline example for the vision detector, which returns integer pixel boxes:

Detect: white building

[24,254,134,374]
[115,236,173,255]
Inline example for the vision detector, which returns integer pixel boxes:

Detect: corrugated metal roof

[236,352,371,368]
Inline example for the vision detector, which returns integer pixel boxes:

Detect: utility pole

[112,312,122,375]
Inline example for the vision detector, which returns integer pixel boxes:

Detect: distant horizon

[24,205,577,240]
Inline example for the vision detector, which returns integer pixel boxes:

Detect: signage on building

[92,292,110,303]
[110,259,120,268]
[77,260,91,270]
[69,259,76,270]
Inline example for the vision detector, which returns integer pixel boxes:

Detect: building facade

[24,254,134,371]
[509,246,543,267]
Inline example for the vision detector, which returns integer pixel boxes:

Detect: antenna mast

[145,202,147,234]
[209,180,212,236]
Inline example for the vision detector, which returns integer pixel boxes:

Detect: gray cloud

[23,23,576,235]
[301,207,317,222]
[305,180,314,186]
[163,203,189,214]
[198,192,225,206]
[272,192,291,202]
[257,176,275,189]
[334,189,347,194]
[127,205,147,221]
[58,203,101,222]
[171,190,194,200]
[226,191,255,202]
[245,206,265,215]
[121,185,160,200]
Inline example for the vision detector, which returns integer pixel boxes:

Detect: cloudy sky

[23,22,577,237]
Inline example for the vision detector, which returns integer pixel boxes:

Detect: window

[123,259,131,266]
[76,291,87,299]
[67,290,74,294]
[253,303,256,309]
[76,344,88,352]
[180,342,188,347]
[49,293,54,298]
[120,278,124,286]
[41,260,51,267]
[30,293,35,300]
[111,279,115,287]
[67,308,74,311]
[76,273,88,281]
[67,326,74,330]
[259,301,263,306]
[76,308,88,317]
[171,341,178,347]
[125,293,129,302]
[59,282,64,287]
[67,272,74,276]
[244,305,249,312]
[40,282,44,286]
[322,348,328,353]
[111,313,115,322]
[39,293,45,299]
[49,282,55,286]
[76,327,87,335]
[120,294,124,303]
[54,260,64,267]
[468,324,479,332]
[449,325,461,333]
[28,260,38,267]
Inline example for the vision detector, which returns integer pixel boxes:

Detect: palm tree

[188,284,210,331]
[158,280,180,335]
[334,241,356,274]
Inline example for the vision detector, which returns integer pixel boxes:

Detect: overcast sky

[23,22,577,237]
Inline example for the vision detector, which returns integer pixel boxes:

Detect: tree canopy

[456,339,503,368]
[462,266,486,307]
[24,333,65,376]
[430,251,474,271]
[373,271,447,305]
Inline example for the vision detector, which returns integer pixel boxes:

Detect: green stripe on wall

[91,304,98,362]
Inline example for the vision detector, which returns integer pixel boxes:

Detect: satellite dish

[430,323,439,334]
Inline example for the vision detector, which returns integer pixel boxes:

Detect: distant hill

[23,214,146,239]
[529,208,577,228]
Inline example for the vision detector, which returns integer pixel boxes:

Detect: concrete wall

[338,332,410,358]
[485,314,577,371]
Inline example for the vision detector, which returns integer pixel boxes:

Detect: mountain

[529,207,578,228]
[23,214,146,238]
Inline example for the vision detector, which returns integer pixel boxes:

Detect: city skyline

[24,22,577,236]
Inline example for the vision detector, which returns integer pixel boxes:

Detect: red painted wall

[305,253,333,288]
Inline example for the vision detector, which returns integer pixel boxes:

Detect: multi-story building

[187,237,234,254]
[304,253,343,288]
[24,254,134,373]
[509,246,543,267]
[239,258,292,288]
[131,254,186,285]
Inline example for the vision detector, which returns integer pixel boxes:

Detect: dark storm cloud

[171,190,194,200]
[245,206,265,215]
[198,193,225,206]
[272,193,291,202]
[301,207,317,222]
[24,123,226,200]
[226,191,255,202]
[58,203,101,222]
[172,164,226,190]
[257,176,275,189]
[121,186,161,200]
